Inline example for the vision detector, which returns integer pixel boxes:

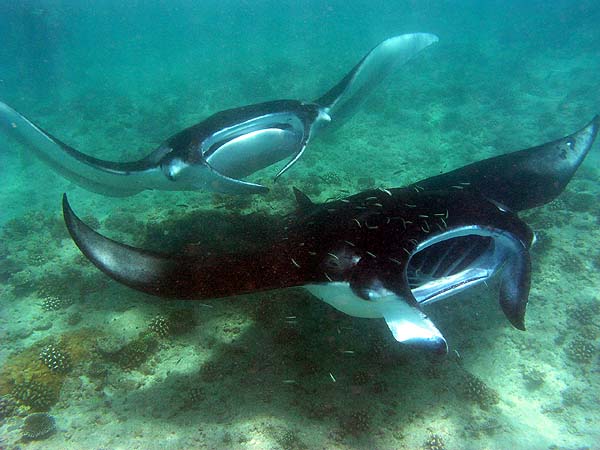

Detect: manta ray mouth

[406,224,532,328]
[408,234,494,304]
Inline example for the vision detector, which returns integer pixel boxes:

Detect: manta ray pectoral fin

[63,195,292,298]
[498,239,531,331]
[314,33,439,125]
[62,194,192,297]
[378,296,448,355]
[416,114,600,211]
[0,101,148,197]
[292,187,316,212]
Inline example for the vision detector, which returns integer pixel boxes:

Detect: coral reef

[12,381,57,412]
[23,241,54,266]
[565,337,595,363]
[148,315,170,337]
[21,413,56,440]
[423,434,446,450]
[561,387,583,407]
[306,401,337,420]
[580,326,599,341]
[460,372,499,409]
[522,367,546,390]
[0,329,103,412]
[148,309,197,338]
[188,387,204,405]
[36,273,78,300]
[463,416,503,438]
[0,394,18,420]
[199,361,221,383]
[351,370,371,386]
[211,192,253,211]
[319,171,342,185]
[36,269,108,305]
[563,191,596,213]
[276,428,307,450]
[568,302,600,326]
[39,344,72,373]
[40,295,72,312]
[104,212,142,235]
[110,334,158,370]
[66,312,83,326]
[340,410,371,436]
[166,309,197,335]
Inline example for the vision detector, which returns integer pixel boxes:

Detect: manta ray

[62,115,599,353]
[0,33,437,196]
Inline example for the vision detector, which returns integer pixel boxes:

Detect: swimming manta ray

[0,33,437,196]
[62,115,599,353]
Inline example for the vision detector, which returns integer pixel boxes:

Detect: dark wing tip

[292,187,315,211]
[62,193,78,235]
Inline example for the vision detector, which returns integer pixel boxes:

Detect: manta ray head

[306,188,534,355]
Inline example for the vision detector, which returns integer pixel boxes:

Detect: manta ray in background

[0,33,437,196]
[62,115,599,354]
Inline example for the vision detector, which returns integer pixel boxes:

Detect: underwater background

[1,1,599,448]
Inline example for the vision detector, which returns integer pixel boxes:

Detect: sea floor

[1,37,600,450]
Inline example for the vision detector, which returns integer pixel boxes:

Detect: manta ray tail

[314,33,439,126]
[1,101,151,196]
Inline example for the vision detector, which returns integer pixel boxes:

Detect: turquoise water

[1,1,599,449]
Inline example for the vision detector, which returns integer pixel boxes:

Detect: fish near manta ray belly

[61,115,599,354]
[62,186,534,354]
[289,187,534,351]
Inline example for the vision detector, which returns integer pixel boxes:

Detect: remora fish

[0,33,438,196]
[62,115,599,353]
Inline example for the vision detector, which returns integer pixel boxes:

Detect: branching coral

[0,394,18,420]
[12,380,57,411]
[40,295,72,312]
[423,434,446,450]
[340,410,371,436]
[148,315,170,337]
[460,372,499,409]
[39,344,71,373]
[148,310,196,338]
[0,329,103,412]
[108,334,158,370]
[565,337,595,363]
[21,413,56,440]
[276,428,307,450]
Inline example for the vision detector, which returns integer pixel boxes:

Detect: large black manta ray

[63,116,599,354]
